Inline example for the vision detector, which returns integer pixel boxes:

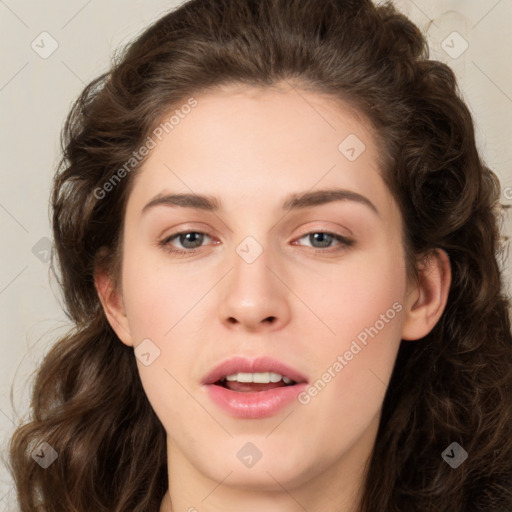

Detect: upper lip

[201,356,309,385]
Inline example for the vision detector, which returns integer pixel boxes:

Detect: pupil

[311,233,332,248]
[181,232,202,248]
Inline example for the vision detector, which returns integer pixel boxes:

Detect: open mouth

[215,372,297,393]
[203,357,309,418]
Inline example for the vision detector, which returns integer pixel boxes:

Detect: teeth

[223,372,294,384]
[269,372,282,383]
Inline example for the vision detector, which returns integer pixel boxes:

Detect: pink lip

[205,382,309,419]
[201,356,309,419]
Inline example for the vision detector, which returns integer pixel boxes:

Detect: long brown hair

[9,0,512,510]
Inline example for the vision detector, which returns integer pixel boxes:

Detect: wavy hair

[9,0,512,510]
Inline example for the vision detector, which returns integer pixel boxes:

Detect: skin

[96,81,451,512]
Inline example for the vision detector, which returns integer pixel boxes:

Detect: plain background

[1,0,511,507]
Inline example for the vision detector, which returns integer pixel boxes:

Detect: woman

[9,0,512,510]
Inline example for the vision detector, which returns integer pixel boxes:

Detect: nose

[218,245,291,333]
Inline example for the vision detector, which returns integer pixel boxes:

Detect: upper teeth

[224,372,293,384]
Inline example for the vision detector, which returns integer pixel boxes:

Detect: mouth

[215,371,298,393]
[202,356,309,418]
[202,355,308,391]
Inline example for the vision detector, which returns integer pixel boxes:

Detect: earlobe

[94,271,134,347]
[401,249,452,341]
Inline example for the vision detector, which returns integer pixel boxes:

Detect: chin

[195,443,317,491]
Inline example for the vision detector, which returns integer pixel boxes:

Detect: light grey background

[1,0,511,508]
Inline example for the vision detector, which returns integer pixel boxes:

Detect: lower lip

[205,383,309,419]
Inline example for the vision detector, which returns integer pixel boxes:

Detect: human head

[10,1,512,511]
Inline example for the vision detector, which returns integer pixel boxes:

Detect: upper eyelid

[160,220,352,238]
[162,229,212,239]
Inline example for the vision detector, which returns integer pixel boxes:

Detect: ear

[94,270,134,347]
[401,249,451,341]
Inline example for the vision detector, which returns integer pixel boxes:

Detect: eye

[294,231,353,251]
[159,229,353,256]
[159,231,213,254]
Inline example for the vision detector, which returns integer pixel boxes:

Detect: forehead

[125,83,396,222]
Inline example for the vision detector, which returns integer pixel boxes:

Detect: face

[103,82,419,498]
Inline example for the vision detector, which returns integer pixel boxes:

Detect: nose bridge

[218,234,290,330]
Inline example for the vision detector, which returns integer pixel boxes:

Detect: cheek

[295,243,407,343]
[292,247,406,430]
[120,248,210,341]
[300,319,401,454]
[119,251,209,427]
[119,247,215,402]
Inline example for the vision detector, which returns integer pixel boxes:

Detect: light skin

[95,82,451,512]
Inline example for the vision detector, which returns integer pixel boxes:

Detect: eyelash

[158,230,354,256]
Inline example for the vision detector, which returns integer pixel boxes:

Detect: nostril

[226,316,275,325]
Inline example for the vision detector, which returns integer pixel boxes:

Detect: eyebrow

[142,188,379,216]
